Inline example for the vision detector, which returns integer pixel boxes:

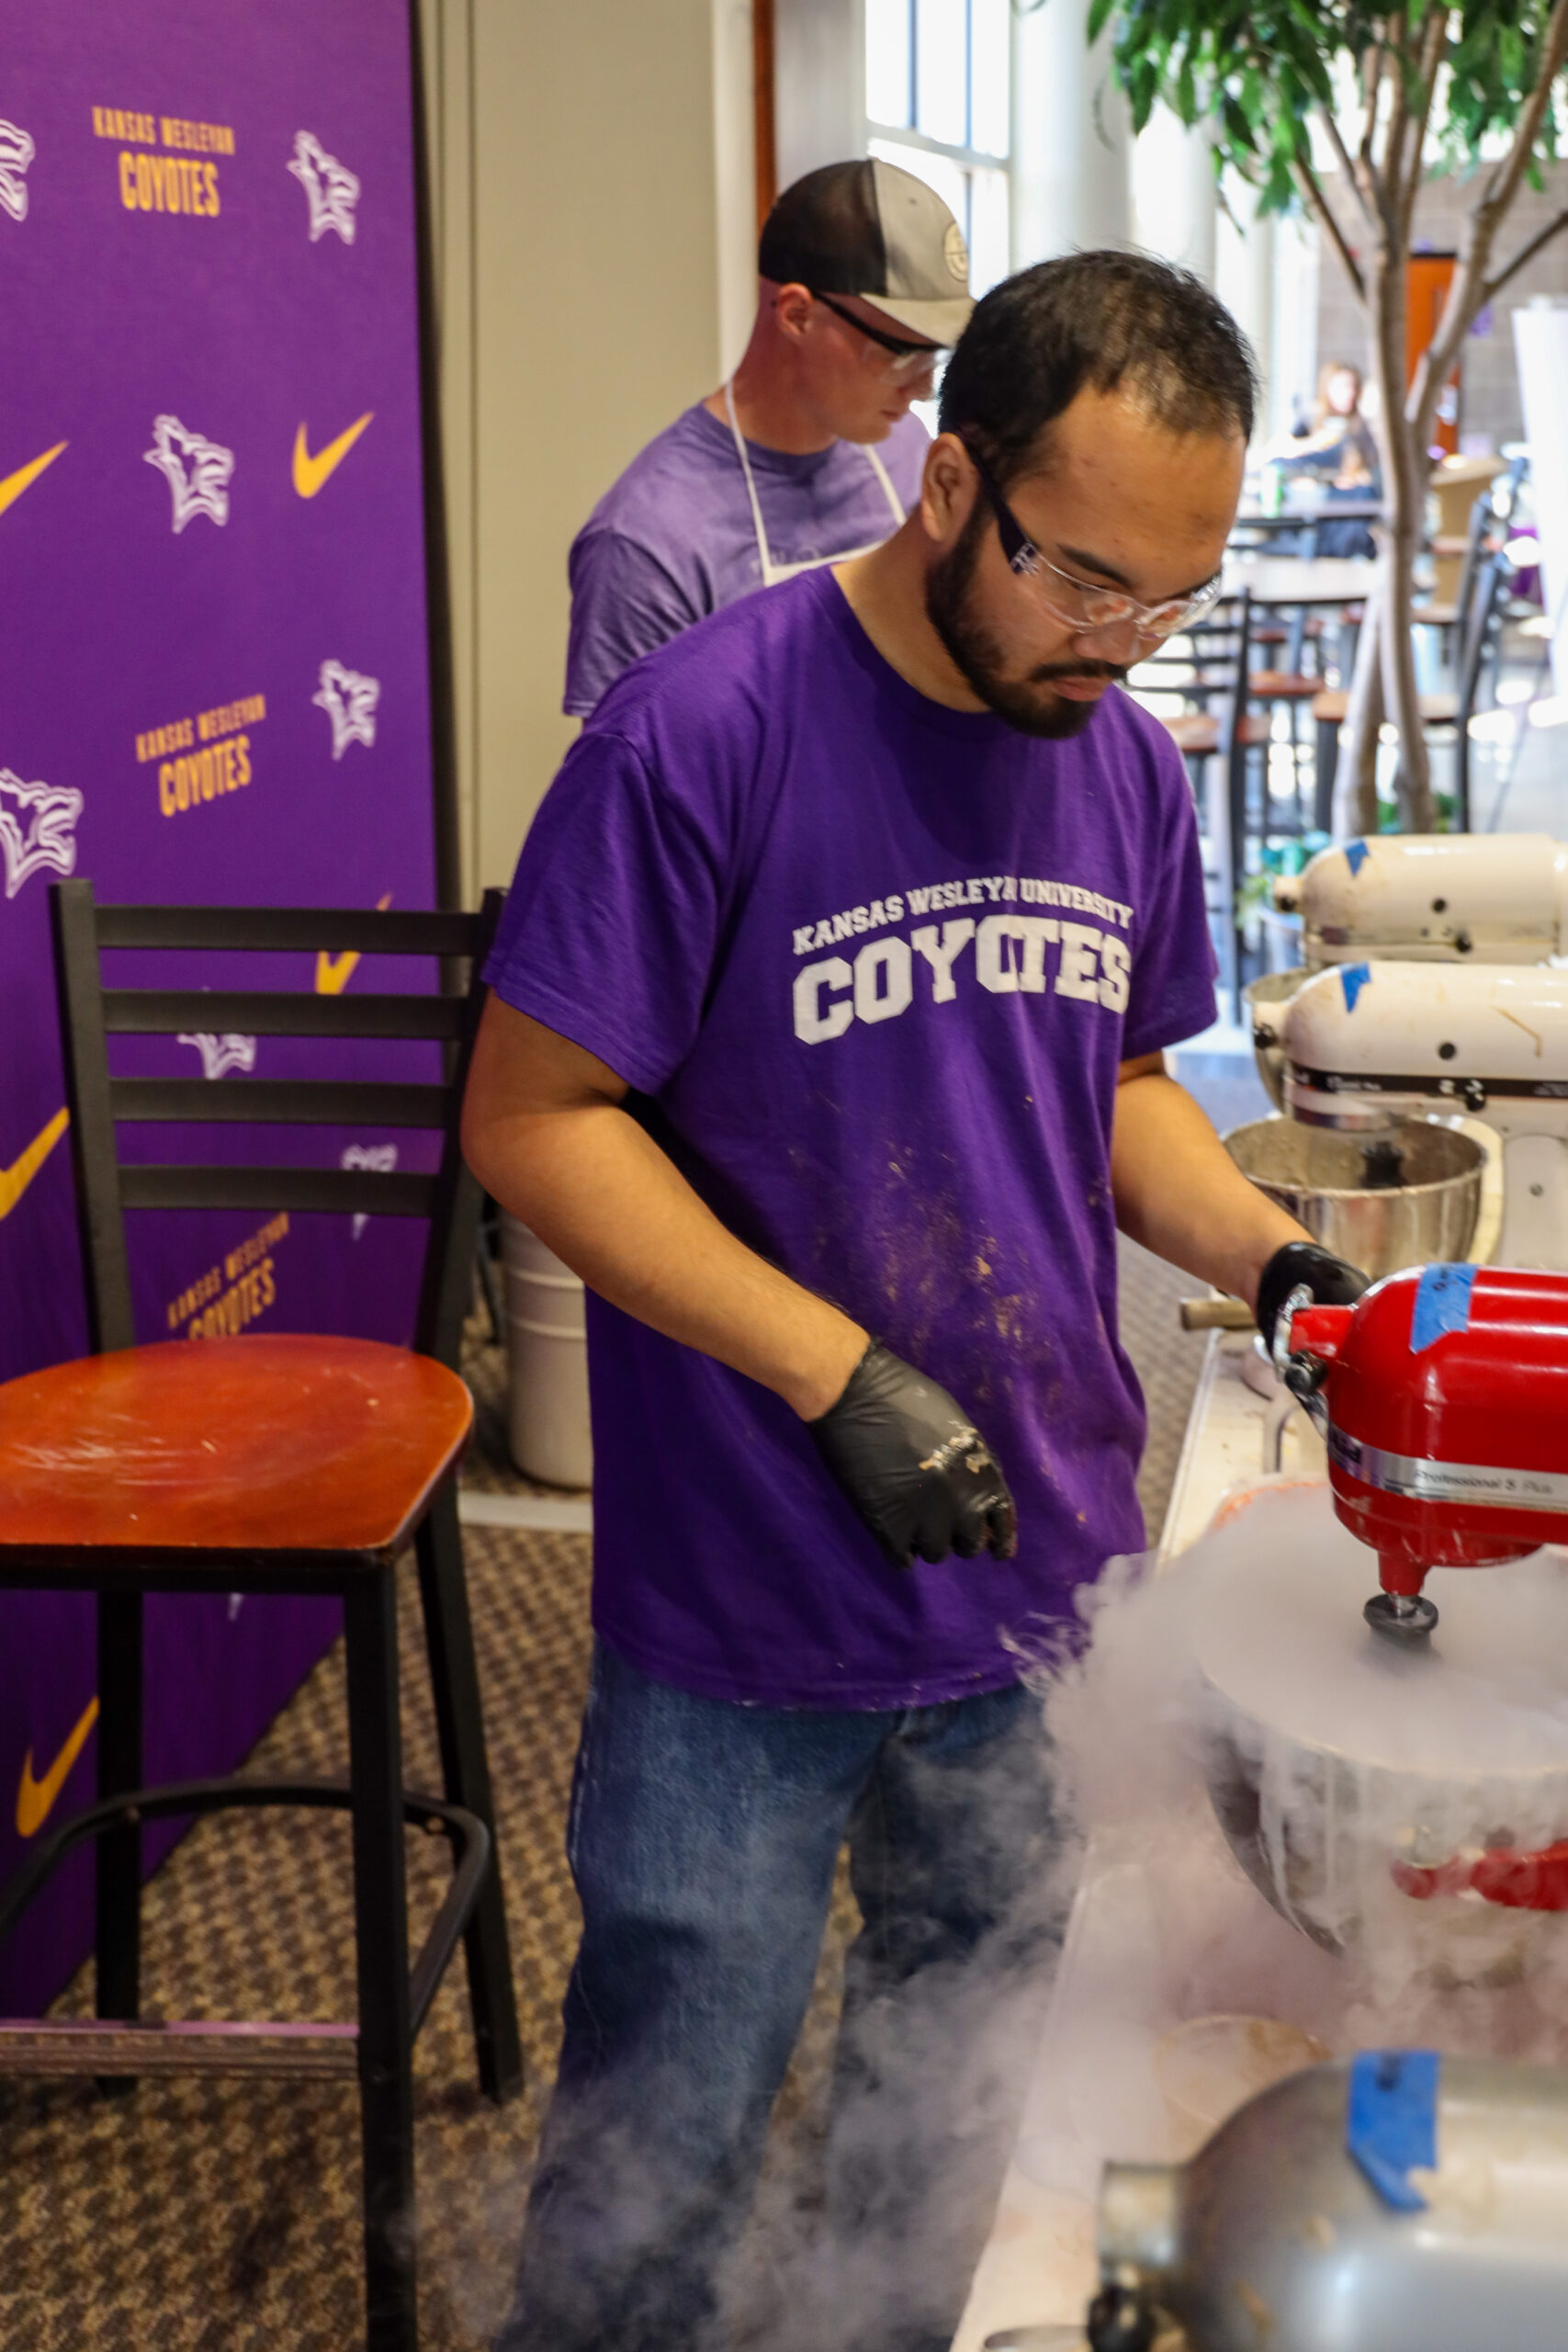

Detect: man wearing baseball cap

[563,158,973,715]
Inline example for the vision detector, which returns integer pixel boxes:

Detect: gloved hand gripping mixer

[1278,1262,1568,1640]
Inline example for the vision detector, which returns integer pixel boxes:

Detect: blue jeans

[495,1642,1062,2352]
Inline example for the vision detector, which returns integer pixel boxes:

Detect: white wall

[1010,0,1132,266]
[773,0,865,191]
[1132,107,1216,285]
[419,0,755,898]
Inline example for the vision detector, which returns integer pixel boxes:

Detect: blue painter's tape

[1410,1261,1478,1354]
[1346,838,1371,876]
[1347,2050,1438,2212]
[1340,962,1372,1012]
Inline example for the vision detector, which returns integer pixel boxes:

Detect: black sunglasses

[811,291,944,374]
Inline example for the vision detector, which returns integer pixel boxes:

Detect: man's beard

[924,502,1127,739]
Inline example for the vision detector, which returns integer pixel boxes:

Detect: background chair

[1313,541,1512,830]
[0,885,521,2352]
[1148,592,1286,1016]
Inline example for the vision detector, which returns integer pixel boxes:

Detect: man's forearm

[1111,1069,1309,1307]
[465,1099,867,1420]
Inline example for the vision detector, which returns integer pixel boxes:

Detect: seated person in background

[562,159,972,716]
[1264,361,1382,558]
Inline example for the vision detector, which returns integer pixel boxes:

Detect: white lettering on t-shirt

[1099,933,1131,1014]
[976,913,1058,995]
[1055,922,1103,1002]
[802,875,1128,951]
[910,919,975,1003]
[790,876,1139,1044]
[853,936,913,1024]
[794,956,853,1043]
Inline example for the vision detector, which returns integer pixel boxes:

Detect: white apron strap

[864,440,907,528]
[724,377,781,586]
[725,378,907,585]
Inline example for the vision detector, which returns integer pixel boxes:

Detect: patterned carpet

[0,1245,1204,2351]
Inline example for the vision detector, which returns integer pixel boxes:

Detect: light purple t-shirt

[563,402,930,716]
[490,569,1217,1710]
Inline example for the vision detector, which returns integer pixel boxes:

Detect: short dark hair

[939,250,1258,483]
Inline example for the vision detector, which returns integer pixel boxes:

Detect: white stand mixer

[1274,831,1568,966]
[1281,961,1568,1269]
[1235,835,1568,1272]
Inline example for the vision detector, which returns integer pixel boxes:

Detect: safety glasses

[962,436,1225,641]
[813,291,944,381]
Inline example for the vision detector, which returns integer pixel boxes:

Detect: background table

[1223,553,1378,605]
[1232,499,1382,543]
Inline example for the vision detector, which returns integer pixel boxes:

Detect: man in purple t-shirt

[466,254,1366,2352]
[564,159,972,717]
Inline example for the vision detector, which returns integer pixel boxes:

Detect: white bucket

[500,1216,592,1488]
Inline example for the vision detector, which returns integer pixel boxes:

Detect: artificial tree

[1080,0,1568,831]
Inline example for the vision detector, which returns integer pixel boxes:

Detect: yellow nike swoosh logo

[17,1695,100,1838]
[292,411,374,499]
[0,1107,69,1220]
[0,440,69,520]
[315,893,393,995]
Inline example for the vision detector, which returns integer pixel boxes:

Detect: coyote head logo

[312,660,380,760]
[144,415,234,533]
[288,131,360,244]
[0,767,83,899]
[176,1032,257,1080]
[0,119,34,224]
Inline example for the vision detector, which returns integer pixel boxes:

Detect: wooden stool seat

[0,1337,471,1564]
[1161,710,1272,756]
[1249,670,1319,701]
[1312,686,1459,726]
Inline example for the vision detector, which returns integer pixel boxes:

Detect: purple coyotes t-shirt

[490,568,1217,1709]
[563,402,931,716]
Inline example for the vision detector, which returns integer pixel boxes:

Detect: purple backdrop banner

[0,2,443,2010]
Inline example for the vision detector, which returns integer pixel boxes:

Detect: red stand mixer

[1280,1263,1568,1642]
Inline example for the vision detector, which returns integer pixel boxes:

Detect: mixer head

[1278,831,1568,967]
[1280,1265,1568,1645]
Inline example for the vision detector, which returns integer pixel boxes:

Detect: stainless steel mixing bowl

[1191,1484,1568,1985]
[1243,968,1308,1112]
[1223,1116,1483,1280]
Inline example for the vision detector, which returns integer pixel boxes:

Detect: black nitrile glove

[808,1340,1018,1568]
[1255,1240,1370,1356]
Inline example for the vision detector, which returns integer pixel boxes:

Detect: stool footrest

[0,2016,359,2079]
[0,1776,491,2067]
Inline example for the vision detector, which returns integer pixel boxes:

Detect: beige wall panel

[469,0,726,887]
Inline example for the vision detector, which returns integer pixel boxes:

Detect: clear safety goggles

[963,436,1225,641]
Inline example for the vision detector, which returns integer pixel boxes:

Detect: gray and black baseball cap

[760,159,974,347]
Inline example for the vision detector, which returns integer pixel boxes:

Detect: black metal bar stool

[0,884,522,2352]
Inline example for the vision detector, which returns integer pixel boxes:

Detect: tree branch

[1480,0,1568,222]
[1321,104,1377,228]
[1359,40,1385,166]
[1295,143,1368,304]
[1483,204,1568,303]
[1397,7,1449,241]
[1380,12,1412,231]
[1410,0,1568,442]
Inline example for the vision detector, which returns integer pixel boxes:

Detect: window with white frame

[864,0,1010,300]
